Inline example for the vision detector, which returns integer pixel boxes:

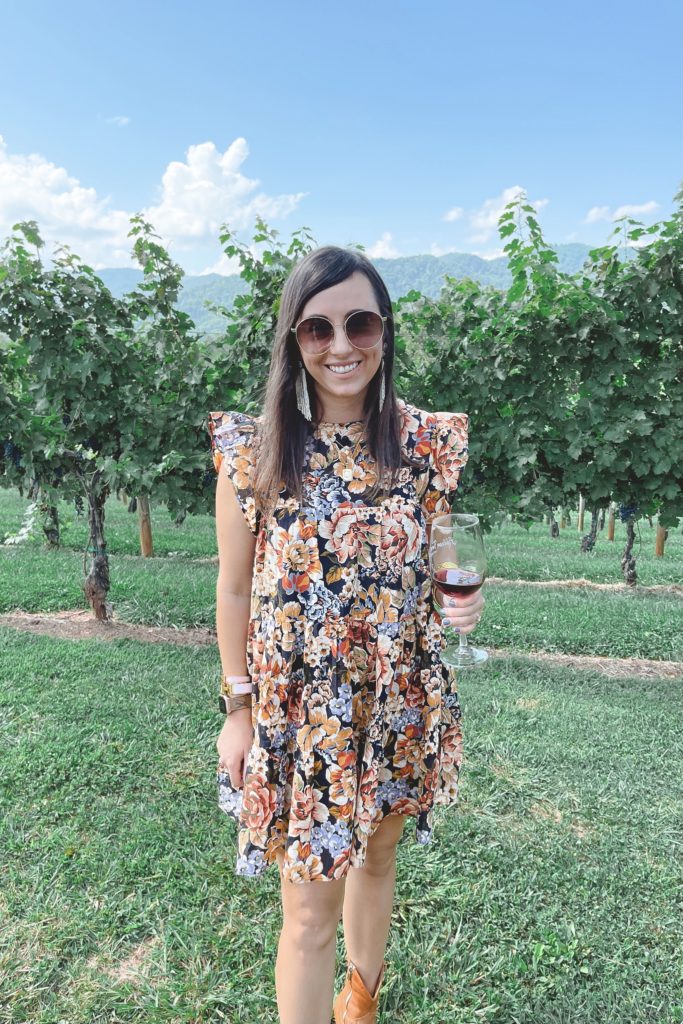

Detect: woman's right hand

[217,709,254,790]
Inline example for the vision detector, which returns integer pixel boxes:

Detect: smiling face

[296,270,385,423]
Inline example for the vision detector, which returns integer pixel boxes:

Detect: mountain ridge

[98,243,595,335]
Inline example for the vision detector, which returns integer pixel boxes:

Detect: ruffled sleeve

[207,410,261,536]
[419,411,469,521]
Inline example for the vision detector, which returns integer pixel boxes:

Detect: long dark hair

[252,245,421,517]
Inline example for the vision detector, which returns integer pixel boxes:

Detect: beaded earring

[296,361,312,421]
[378,356,386,413]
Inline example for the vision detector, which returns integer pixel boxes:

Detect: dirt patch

[488,646,683,680]
[1,609,681,680]
[530,801,563,824]
[107,937,160,984]
[486,576,683,596]
[515,697,542,710]
[0,609,215,647]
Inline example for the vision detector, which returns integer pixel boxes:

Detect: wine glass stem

[459,631,470,653]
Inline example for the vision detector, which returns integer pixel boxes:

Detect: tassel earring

[296,361,312,421]
[378,355,386,413]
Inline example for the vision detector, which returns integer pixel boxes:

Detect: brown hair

[251,245,423,518]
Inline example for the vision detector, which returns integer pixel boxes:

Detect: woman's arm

[215,465,257,677]
[215,468,257,789]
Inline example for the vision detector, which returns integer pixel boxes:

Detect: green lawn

[1,486,682,1022]
[1,633,681,1023]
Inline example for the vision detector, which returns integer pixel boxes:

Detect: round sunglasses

[291,309,388,354]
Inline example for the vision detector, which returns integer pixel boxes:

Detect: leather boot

[333,958,386,1024]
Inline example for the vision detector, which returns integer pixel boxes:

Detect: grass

[1,484,682,1021]
[1,633,681,1022]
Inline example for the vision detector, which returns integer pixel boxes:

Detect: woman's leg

[274,848,347,1024]
[340,813,406,992]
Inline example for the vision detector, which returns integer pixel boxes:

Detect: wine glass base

[441,644,489,669]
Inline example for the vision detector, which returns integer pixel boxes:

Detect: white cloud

[0,135,308,271]
[366,232,400,258]
[613,200,659,219]
[584,200,659,224]
[145,139,307,245]
[199,252,244,276]
[443,206,464,222]
[470,246,507,261]
[430,243,459,257]
[0,134,131,267]
[104,115,131,127]
[584,205,611,224]
[466,186,549,244]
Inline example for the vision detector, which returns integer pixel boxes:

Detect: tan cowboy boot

[333,958,387,1024]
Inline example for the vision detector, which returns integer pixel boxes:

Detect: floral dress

[207,397,469,884]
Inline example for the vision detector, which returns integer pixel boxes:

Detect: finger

[443,592,484,611]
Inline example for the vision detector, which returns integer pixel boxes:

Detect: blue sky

[1,0,680,274]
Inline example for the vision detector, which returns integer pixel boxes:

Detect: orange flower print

[394,727,425,772]
[440,722,463,767]
[273,602,302,653]
[375,587,399,624]
[283,842,325,882]
[231,448,253,492]
[290,782,330,839]
[430,413,468,493]
[319,504,380,567]
[271,522,322,594]
[381,509,421,569]
[297,707,352,755]
[413,422,431,460]
[398,403,420,445]
[389,796,420,816]
[332,446,367,488]
[374,634,395,693]
[328,762,357,806]
[331,847,352,878]
[242,772,278,831]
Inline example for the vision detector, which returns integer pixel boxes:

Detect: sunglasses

[291,309,388,354]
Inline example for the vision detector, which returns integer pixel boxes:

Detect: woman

[208,245,484,1024]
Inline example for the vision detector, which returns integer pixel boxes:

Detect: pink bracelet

[222,674,253,695]
[227,681,254,694]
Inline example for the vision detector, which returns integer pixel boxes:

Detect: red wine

[432,567,484,596]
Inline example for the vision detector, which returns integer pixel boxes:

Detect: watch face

[218,694,229,713]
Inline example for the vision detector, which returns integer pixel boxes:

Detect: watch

[218,693,252,715]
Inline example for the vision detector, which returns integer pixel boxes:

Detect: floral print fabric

[207,398,469,883]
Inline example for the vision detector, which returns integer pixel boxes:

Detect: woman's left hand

[437,586,485,635]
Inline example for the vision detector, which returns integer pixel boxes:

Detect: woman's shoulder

[397,398,468,453]
[208,409,257,434]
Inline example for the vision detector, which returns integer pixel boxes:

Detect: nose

[326,324,356,358]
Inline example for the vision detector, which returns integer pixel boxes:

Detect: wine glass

[429,513,488,668]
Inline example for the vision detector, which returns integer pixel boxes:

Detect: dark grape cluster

[617,502,639,522]
[2,440,22,467]
[74,495,84,517]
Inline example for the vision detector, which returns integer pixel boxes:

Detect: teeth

[328,361,360,375]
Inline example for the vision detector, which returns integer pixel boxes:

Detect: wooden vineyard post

[607,502,616,541]
[138,495,154,557]
[655,522,668,557]
[577,494,585,532]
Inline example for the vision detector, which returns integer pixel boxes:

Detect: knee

[281,883,345,952]
[362,816,405,876]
